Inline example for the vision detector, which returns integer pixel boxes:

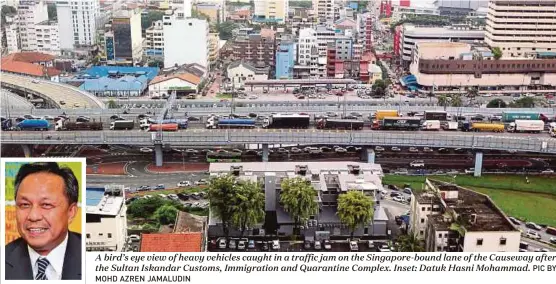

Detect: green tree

[230,180,265,236]
[148,60,163,68]
[395,234,425,252]
[128,196,181,219]
[154,204,179,225]
[216,21,237,40]
[487,98,507,108]
[337,191,374,238]
[191,8,211,22]
[107,99,118,109]
[280,177,318,235]
[437,94,449,107]
[466,87,478,103]
[510,97,536,108]
[372,79,387,97]
[207,174,239,237]
[450,94,463,107]
[492,47,502,60]
[141,223,159,232]
[141,11,164,33]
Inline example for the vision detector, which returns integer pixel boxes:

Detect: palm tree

[437,94,448,108]
[280,177,319,235]
[207,174,239,238]
[337,191,374,239]
[450,94,463,107]
[230,180,265,237]
[395,234,425,252]
[466,87,478,104]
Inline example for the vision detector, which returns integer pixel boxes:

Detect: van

[546,226,556,236]
[519,241,529,250]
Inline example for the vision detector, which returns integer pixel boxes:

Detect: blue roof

[79,75,149,92]
[82,66,159,81]
[401,75,417,87]
[86,188,105,206]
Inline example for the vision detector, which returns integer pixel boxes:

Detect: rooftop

[150,73,202,86]
[85,187,125,216]
[140,233,202,252]
[81,66,159,81]
[79,75,149,92]
[403,24,485,38]
[210,162,383,176]
[1,52,61,77]
[227,60,269,75]
[174,211,207,233]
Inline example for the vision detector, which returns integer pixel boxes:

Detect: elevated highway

[1,73,105,109]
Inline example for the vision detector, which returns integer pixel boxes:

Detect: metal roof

[245,79,357,85]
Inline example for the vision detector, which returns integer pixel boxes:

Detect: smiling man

[5,162,82,280]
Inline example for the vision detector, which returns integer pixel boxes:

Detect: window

[499,238,506,245]
[420,218,425,223]
[99,233,103,237]
[476,239,483,246]
[438,233,442,238]
[86,233,91,239]
[420,230,424,235]
[427,207,431,211]
[108,233,112,238]
[421,207,426,211]
[436,246,441,251]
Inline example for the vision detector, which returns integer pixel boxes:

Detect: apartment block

[56,0,100,49]
[163,12,209,68]
[86,185,128,252]
[144,20,164,60]
[254,0,288,24]
[231,28,275,69]
[16,0,49,52]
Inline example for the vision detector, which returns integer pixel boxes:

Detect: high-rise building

[163,11,209,68]
[16,0,49,52]
[144,20,164,60]
[275,41,295,79]
[313,0,340,24]
[104,9,143,65]
[485,0,556,57]
[56,0,100,50]
[253,0,289,24]
[4,14,19,53]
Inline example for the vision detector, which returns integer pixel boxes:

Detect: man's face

[15,172,77,255]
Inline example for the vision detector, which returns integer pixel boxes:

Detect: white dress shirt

[28,233,68,280]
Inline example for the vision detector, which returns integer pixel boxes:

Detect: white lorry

[421,120,441,130]
[507,120,544,133]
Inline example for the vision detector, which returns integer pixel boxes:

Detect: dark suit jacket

[5,231,82,280]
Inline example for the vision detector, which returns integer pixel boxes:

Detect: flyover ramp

[1,73,105,109]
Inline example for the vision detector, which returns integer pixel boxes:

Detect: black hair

[14,162,79,204]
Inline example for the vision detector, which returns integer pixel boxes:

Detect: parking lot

[208,238,394,252]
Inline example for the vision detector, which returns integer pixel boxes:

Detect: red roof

[1,52,61,77]
[140,233,202,252]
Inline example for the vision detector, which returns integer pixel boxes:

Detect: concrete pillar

[21,144,32,158]
[262,143,269,162]
[367,149,375,164]
[474,152,483,177]
[155,144,163,167]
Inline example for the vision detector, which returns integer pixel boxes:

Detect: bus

[206,152,242,162]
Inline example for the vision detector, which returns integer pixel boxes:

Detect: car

[391,147,401,152]
[177,193,190,201]
[73,103,80,108]
[550,237,556,245]
[76,116,90,122]
[350,112,362,117]
[526,222,542,231]
[525,230,542,240]
[335,147,347,153]
[271,240,280,250]
[228,239,237,249]
[247,239,255,249]
[403,188,413,195]
[367,240,375,249]
[408,147,419,153]
[541,169,554,174]
[423,147,433,153]
[129,234,141,241]
[277,148,289,154]
[464,168,475,174]
[111,115,123,120]
[323,240,331,250]
[59,100,66,105]
[185,149,198,154]
[177,181,191,187]
[42,115,54,120]
[195,179,208,186]
[305,147,321,154]
[310,240,322,250]
[31,79,40,84]
[186,116,200,121]
[437,148,450,153]
[248,95,258,100]
[137,185,151,191]
[375,146,385,152]
[508,217,521,226]
[290,147,302,153]
[390,192,401,198]
[409,160,425,168]
[237,240,246,250]
[304,241,312,250]
[320,146,333,152]
[154,184,165,190]
[393,195,405,203]
[140,147,153,153]
[349,241,358,251]
[168,194,179,200]
[326,112,338,117]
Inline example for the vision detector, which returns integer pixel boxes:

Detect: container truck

[380,117,421,130]
[15,119,49,131]
[142,119,188,130]
[441,121,459,131]
[424,111,447,121]
[501,112,545,123]
[149,123,179,132]
[375,110,399,121]
[55,121,103,131]
[206,118,255,129]
[1,118,13,131]
[421,120,441,131]
[316,118,364,130]
[110,120,134,130]
[507,120,544,133]
[460,122,505,132]
[263,114,310,129]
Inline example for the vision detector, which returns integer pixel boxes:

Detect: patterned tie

[35,257,50,280]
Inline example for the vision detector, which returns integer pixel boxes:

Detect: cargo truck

[110,120,134,130]
[421,120,441,131]
[550,123,556,137]
[142,119,188,130]
[375,110,399,121]
[55,121,103,131]
[441,121,459,131]
[316,119,364,130]
[1,118,13,131]
[501,112,546,123]
[460,122,505,132]
[206,118,255,129]
[149,123,179,132]
[424,111,447,121]
[15,119,49,131]
[507,120,544,133]
[380,117,421,130]
[263,114,310,129]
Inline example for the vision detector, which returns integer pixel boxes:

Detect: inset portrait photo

[1,158,86,283]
